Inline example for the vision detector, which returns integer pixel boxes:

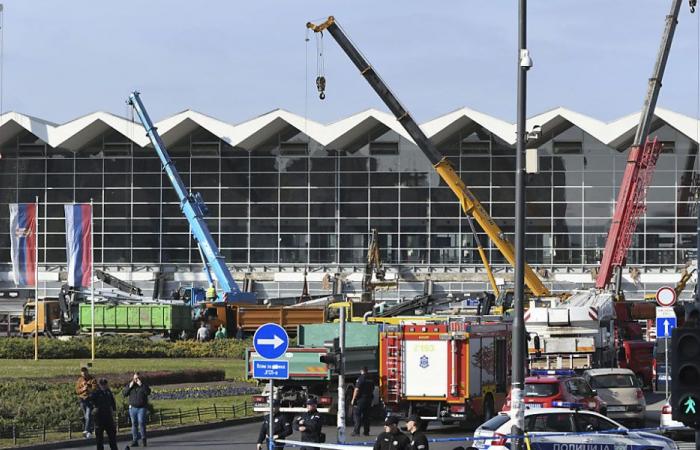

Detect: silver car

[583,368,646,427]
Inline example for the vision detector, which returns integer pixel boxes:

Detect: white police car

[472,407,678,450]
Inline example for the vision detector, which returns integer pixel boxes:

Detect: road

[64,393,690,450]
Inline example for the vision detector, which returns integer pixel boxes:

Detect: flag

[9,203,37,287]
[64,204,92,288]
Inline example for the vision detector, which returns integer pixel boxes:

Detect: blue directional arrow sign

[656,316,676,338]
[253,323,289,360]
[252,359,289,380]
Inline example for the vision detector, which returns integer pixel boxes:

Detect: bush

[0,336,253,360]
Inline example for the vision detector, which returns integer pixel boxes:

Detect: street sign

[252,359,289,380]
[253,323,289,360]
[656,306,676,338]
[655,286,677,307]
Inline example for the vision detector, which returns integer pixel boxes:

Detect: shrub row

[150,385,260,401]
[44,369,225,387]
[0,336,252,360]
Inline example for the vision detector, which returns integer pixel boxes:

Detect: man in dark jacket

[373,416,410,450]
[351,366,375,436]
[406,415,429,450]
[295,398,323,450]
[123,372,151,448]
[257,400,292,450]
[89,378,118,450]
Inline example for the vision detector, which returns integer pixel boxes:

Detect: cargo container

[79,303,192,335]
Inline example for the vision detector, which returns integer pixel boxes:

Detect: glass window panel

[401,188,428,202]
[133,189,161,203]
[222,188,249,202]
[310,220,336,232]
[161,249,189,263]
[371,203,398,217]
[161,233,190,248]
[340,203,367,217]
[251,249,278,263]
[250,189,278,203]
[310,157,335,171]
[340,188,367,203]
[133,249,159,262]
[370,173,399,186]
[46,158,73,172]
[400,203,427,217]
[251,174,278,188]
[280,173,308,187]
[250,157,278,172]
[18,174,44,188]
[250,218,278,232]
[370,188,397,202]
[310,188,335,203]
[311,203,335,217]
[220,234,248,247]
[104,158,131,172]
[222,157,249,173]
[221,217,248,233]
[46,189,74,203]
[0,174,16,188]
[339,157,367,171]
[105,174,132,188]
[251,204,277,217]
[340,219,368,233]
[132,219,160,232]
[340,173,368,187]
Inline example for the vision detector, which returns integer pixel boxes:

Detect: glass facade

[0,118,697,274]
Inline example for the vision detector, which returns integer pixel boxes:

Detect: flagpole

[34,196,38,361]
[90,199,95,361]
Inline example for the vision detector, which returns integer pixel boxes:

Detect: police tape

[276,426,688,448]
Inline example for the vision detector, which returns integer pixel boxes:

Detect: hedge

[0,336,252,360]
[44,369,225,387]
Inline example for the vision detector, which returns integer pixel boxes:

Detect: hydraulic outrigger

[307,16,548,297]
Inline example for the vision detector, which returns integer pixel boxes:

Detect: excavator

[360,229,397,302]
[306,17,551,308]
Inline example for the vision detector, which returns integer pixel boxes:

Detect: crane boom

[307,17,549,297]
[128,92,255,303]
[596,0,685,292]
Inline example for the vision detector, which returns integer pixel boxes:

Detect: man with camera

[123,372,151,448]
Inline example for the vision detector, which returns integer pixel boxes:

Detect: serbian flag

[64,204,92,288]
[9,203,37,286]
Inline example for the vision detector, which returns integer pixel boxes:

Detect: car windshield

[574,413,621,432]
[525,383,559,397]
[526,413,575,433]
[479,414,510,431]
[566,379,594,396]
[589,374,636,389]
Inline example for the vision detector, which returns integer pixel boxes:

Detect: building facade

[0,106,697,301]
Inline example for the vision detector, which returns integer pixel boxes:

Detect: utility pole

[511,0,531,449]
[337,305,346,443]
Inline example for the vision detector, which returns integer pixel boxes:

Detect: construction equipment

[596,0,690,298]
[306,17,548,297]
[361,229,397,302]
[128,92,255,304]
[95,269,142,296]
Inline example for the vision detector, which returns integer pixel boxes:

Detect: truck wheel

[483,395,495,421]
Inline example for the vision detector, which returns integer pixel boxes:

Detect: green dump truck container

[297,322,380,348]
[79,303,192,334]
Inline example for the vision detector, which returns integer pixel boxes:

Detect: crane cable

[315,30,326,100]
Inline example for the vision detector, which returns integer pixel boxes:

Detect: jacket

[257,412,292,446]
[89,388,116,423]
[295,410,323,443]
[123,382,151,408]
[75,375,97,400]
[373,430,410,450]
[409,431,429,450]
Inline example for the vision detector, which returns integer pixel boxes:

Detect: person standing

[295,398,323,450]
[405,415,429,450]
[256,400,292,450]
[89,378,118,450]
[351,366,374,436]
[214,324,227,340]
[373,416,410,450]
[206,284,217,302]
[123,372,151,448]
[196,322,210,342]
[75,365,97,438]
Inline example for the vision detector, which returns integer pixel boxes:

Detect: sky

[4,0,700,125]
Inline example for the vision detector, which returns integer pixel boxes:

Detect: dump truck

[246,322,381,414]
[78,303,192,335]
[200,303,326,337]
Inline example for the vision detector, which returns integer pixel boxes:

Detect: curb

[5,415,262,450]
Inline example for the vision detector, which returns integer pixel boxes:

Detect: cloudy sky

[5,0,700,124]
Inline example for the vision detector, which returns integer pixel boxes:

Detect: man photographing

[123,372,150,448]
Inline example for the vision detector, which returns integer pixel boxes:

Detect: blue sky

[4,1,700,124]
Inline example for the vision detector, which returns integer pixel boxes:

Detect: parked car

[583,368,646,427]
[502,371,606,414]
[472,408,677,450]
[660,397,694,441]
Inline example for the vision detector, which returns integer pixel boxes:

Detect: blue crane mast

[128,91,255,303]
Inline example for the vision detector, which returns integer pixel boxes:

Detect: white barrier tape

[277,439,370,449]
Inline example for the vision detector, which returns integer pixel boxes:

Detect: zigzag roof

[0,106,698,152]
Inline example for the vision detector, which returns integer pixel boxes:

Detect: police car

[472,406,678,450]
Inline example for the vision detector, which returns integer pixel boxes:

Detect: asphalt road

[63,393,690,450]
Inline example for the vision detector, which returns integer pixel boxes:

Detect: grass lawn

[0,358,247,381]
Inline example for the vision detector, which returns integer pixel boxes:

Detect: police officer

[257,400,292,450]
[373,416,410,450]
[295,398,324,450]
[351,366,375,436]
[405,415,428,450]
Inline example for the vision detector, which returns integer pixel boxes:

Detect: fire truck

[379,320,511,426]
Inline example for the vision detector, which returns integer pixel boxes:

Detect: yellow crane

[307,16,549,297]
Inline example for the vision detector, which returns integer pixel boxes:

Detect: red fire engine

[379,320,511,426]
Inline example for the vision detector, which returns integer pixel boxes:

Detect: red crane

[595,0,690,296]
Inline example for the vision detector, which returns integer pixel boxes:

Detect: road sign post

[252,323,290,450]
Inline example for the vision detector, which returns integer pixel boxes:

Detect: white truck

[525,290,617,370]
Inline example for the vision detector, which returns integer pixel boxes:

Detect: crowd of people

[75,366,151,450]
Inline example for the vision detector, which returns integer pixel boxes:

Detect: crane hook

[691,0,697,13]
[316,76,326,100]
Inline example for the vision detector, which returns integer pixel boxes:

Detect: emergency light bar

[530,369,576,377]
[552,401,585,408]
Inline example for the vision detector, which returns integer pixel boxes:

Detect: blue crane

[128,91,255,303]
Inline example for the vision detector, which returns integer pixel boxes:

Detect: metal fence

[0,401,255,445]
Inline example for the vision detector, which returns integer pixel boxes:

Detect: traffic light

[319,337,342,370]
[671,326,700,427]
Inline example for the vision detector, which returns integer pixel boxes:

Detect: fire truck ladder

[384,334,402,404]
